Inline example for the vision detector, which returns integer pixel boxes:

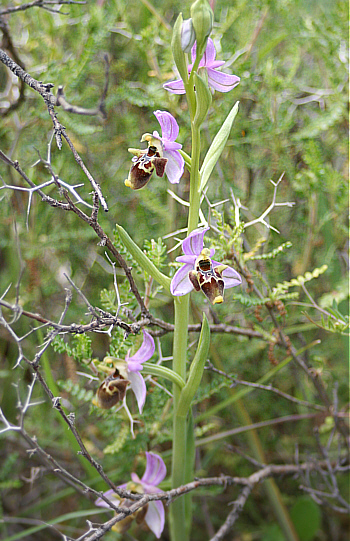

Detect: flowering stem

[170,92,204,540]
[188,122,202,232]
[170,295,190,541]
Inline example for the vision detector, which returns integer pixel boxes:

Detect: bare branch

[56,54,110,119]
[209,485,252,541]
[232,173,295,234]
[0,48,108,210]
[205,360,327,412]
[0,0,85,16]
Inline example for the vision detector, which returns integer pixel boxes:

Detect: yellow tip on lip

[124,179,132,188]
[213,295,223,304]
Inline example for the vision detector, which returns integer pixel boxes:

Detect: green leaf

[116,224,171,292]
[199,101,239,191]
[290,497,321,541]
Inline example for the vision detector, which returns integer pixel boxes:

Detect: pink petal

[208,60,225,69]
[163,78,186,94]
[170,264,193,296]
[163,140,182,151]
[151,130,162,142]
[191,38,217,67]
[95,489,120,509]
[127,330,155,372]
[176,254,197,265]
[142,452,167,486]
[131,472,141,484]
[128,371,147,413]
[154,110,179,142]
[207,69,240,92]
[182,227,209,255]
[164,149,184,184]
[200,38,217,65]
[221,266,242,288]
[212,263,242,288]
[145,501,165,538]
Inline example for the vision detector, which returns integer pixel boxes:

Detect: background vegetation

[0,0,348,540]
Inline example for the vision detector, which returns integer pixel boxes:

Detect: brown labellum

[112,499,148,534]
[95,369,130,410]
[125,145,167,190]
[189,253,227,305]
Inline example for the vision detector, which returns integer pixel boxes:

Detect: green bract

[193,71,212,129]
[116,224,171,292]
[200,101,239,192]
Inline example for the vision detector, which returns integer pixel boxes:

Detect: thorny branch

[233,173,295,234]
[0,16,347,540]
[0,18,25,115]
[0,0,85,16]
[224,218,350,446]
[2,376,348,541]
[0,48,108,210]
[205,360,327,412]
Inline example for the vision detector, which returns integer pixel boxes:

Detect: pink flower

[96,452,166,538]
[164,38,240,94]
[95,331,155,414]
[123,330,155,414]
[125,111,184,189]
[150,110,185,184]
[170,227,242,304]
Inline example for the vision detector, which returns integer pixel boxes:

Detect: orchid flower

[95,452,166,538]
[164,38,240,94]
[170,227,242,304]
[125,110,184,189]
[95,330,155,414]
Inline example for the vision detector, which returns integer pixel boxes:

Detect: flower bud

[181,18,196,53]
[171,13,188,85]
[190,0,213,60]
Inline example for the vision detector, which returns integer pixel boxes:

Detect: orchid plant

[96,452,166,538]
[96,1,243,539]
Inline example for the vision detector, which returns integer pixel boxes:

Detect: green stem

[170,87,203,540]
[169,296,189,541]
[188,122,202,233]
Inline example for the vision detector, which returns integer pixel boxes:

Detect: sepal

[181,18,196,53]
